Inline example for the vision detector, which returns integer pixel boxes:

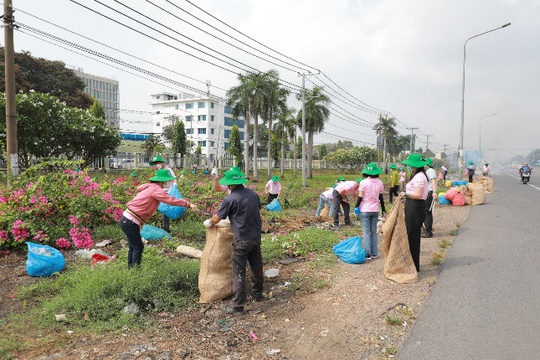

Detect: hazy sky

[7,0,540,163]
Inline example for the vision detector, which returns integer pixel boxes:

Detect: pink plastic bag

[445,188,458,201]
[452,192,466,206]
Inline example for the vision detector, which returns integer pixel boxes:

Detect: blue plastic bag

[266,198,282,212]
[332,236,365,264]
[438,195,451,205]
[158,184,186,220]
[26,242,66,277]
[141,224,172,240]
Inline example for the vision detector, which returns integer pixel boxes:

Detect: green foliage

[0,49,93,109]
[140,135,164,158]
[89,99,107,119]
[0,92,121,170]
[18,247,200,331]
[324,146,377,173]
[226,124,243,165]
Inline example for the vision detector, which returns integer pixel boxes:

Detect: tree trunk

[267,118,272,179]
[244,113,250,176]
[280,131,285,177]
[252,111,259,181]
[308,131,314,178]
[293,130,297,179]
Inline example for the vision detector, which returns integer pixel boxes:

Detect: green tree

[227,69,282,181]
[317,144,328,159]
[89,99,107,119]
[0,92,119,169]
[324,146,377,173]
[297,86,331,178]
[195,145,202,156]
[172,121,187,156]
[0,49,93,109]
[373,115,397,164]
[262,84,289,178]
[141,134,164,158]
[226,124,243,166]
[274,107,297,177]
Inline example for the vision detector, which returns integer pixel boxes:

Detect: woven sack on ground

[320,203,330,218]
[198,220,234,303]
[467,182,486,205]
[382,200,418,284]
[479,176,495,193]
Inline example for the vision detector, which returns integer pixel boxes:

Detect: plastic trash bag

[266,198,282,212]
[438,195,451,205]
[141,224,172,240]
[158,184,186,219]
[26,242,66,277]
[332,236,365,264]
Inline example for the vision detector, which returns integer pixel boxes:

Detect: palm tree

[296,86,331,178]
[373,115,398,164]
[262,85,289,178]
[227,70,281,181]
[274,107,297,177]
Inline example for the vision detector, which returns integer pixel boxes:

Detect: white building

[73,69,120,129]
[149,92,245,164]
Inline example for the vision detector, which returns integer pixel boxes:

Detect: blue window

[240,131,244,140]
[224,130,231,139]
[175,104,179,110]
[224,117,234,126]
[236,119,245,128]
[185,103,194,109]
[210,141,215,147]
[210,128,215,135]
[185,115,193,122]
[198,128,206,135]
[198,101,206,109]
[224,106,233,114]
[224,142,229,149]
[211,115,215,122]
[211,102,215,109]
[186,129,193,134]
[198,115,207,121]
[198,141,207,147]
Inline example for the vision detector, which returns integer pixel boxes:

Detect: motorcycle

[521,171,531,184]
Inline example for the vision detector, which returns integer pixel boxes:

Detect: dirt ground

[0,204,469,360]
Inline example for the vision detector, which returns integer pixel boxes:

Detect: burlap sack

[467,182,486,205]
[320,204,330,218]
[382,200,418,284]
[198,220,234,303]
[479,176,494,193]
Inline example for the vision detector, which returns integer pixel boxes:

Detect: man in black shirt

[204,168,263,314]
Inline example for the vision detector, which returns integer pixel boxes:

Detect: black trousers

[423,191,434,234]
[389,185,400,203]
[405,199,426,272]
[162,214,170,233]
[120,216,143,268]
[267,193,278,204]
[231,240,264,309]
[332,190,350,225]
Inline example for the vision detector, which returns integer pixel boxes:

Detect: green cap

[149,169,175,182]
[425,158,433,167]
[362,162,383,176]
[271,175,279,182]
[149,155,164,165]
[468,161,474,165]
[130,171,138,177]
[337,177,345,182]
[389,164,397,169]
[218,168,249,186]
[402,154,427,168]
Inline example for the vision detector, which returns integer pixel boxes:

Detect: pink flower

[55,238,71,249]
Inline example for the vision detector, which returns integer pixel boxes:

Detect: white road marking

[504,171,540,190]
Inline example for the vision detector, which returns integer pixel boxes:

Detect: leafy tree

[262,84,289,178]
[226,124,243,166]
[89,99,107,119]
[0,92,119,169]
[195,145,202,156]
[324,146,377,173]
[317,144,328,159]
[297,86,331,178]
[0,49,93,109]
[373,115,397,163]
[141,134,164,158]
[227,69,282,181]
[274,107,297,177]
[172,121,187,156]
[527,149,540,164]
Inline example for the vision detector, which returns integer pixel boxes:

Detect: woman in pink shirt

[120,169,198,268]
[399,154,428,272]
[355,162,386,260]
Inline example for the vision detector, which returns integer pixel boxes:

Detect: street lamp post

[459,22,511,179]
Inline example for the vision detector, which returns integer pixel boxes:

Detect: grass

[16,247,200,332]
[430,250,445,266]
[438,239,453,249]
[385,315,405,326]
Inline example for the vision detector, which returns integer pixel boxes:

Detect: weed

[0,337,23,360]
[449,229,458,236]
[438,239,453,249]
[385,315,404,326]
[430,250,445,266]
[427,277,437,286]
[383,345,397,356]
[455,222,461,229]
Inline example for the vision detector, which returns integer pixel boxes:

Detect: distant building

[149,92,245,164]
[73,69,120,129]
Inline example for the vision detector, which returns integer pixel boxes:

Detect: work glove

[203,219,213,228]
[353,207,361,218]
[211,167,219,178]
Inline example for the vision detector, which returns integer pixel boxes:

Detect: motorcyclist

[519,162,531,176]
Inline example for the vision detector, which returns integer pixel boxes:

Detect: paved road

[398,173,540,360]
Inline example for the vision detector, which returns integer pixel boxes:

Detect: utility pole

[4,0,18,182]
[425,134,432,153]
[376,115,382,166]
[407,127,418,154]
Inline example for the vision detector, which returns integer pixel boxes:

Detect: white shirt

[425,167,437,192]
